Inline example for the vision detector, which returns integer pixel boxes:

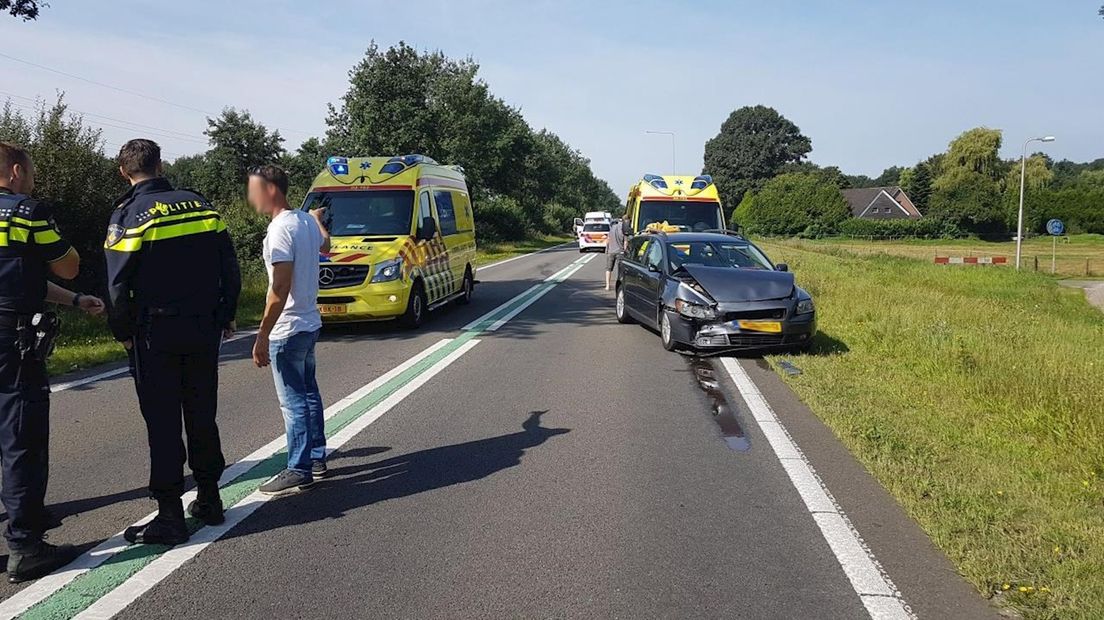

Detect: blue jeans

[269,329,325,475]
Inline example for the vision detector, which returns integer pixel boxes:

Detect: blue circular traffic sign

[1046,219,1065,236]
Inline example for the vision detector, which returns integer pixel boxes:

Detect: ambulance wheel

[400,282,427,328]
[458,268,474,305]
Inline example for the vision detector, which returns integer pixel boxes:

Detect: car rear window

[583,223,610,232]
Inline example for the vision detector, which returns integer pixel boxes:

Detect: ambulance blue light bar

[690,175,712,190]
[643,174,668,190]
[380,154,439,175]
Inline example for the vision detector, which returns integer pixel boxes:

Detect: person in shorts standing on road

[247,165,332,496]
[604,218,627,291]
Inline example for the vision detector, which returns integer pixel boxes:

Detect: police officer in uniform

[105,139,240,545]
[0,143,106,582]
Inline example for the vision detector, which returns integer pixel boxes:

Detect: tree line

[0,42,620,292]
[709,105,1104,239]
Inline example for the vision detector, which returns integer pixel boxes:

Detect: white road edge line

[475,241,572,271]
[73,338,482,620]
[718,358,915,620]
[0,339,452,619]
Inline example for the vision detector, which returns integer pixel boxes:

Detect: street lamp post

[645,130,676,174]
[1016,135,1055,270]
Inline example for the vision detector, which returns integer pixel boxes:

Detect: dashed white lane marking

[719,357,914,620]
[74,338,481,620]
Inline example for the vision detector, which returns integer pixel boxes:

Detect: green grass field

[811,233,1104,278]
[758,238,1104,620]
[47,236,570,376]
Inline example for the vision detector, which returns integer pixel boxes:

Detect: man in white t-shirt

[247,165,331,496]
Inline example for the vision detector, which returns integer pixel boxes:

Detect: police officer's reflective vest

[0,191,72,315]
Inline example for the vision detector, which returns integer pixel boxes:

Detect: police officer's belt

[0,313,33,328]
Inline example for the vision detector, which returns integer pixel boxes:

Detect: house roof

[840,186,922,218]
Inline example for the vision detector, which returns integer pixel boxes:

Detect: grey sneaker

[311,460,328,479]
[259,469,314,496]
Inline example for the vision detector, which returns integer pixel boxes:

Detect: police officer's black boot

[7,541,80,583]
[187,484,224,526]
[124,498,188,545]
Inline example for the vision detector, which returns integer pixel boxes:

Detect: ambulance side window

[433,190,458,236]
[418,191,436,237]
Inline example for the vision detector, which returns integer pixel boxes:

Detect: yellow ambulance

[623,174,725,234]
[302,154,477,327]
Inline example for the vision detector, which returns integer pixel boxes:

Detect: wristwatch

[72,293,82,307]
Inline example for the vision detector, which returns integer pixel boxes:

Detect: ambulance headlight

[371,258,403,283]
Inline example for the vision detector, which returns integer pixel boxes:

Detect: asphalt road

[0,246,999,619]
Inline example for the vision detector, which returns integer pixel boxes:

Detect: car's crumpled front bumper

[665,300,816,350]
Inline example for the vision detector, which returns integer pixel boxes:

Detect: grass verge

[758,238,1104,620]
[48,236,570,376]
[804,233,1104,278]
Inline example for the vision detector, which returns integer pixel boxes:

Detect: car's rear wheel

[660,311,677,351]
[615,285,633,324]
[399,281,427,329]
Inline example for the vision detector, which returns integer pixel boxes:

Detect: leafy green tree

[900,161,933,214]
[1,0,42,20]
[702,105,811,208]
[197,108,284,201]
[944,127,1003,178]
[0,97,127,291]
[326,41,618,232]
[731,172,849,236]
[929,168,1004,233]
[873,166,903,186]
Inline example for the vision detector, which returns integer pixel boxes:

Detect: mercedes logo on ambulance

[318,267,336,286]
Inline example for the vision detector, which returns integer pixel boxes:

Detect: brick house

[840,186,922,220]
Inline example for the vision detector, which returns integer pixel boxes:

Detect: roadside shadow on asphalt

[220,411,570,540]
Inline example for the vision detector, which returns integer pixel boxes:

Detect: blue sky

[2,1,1101,195]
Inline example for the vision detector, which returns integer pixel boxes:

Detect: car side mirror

[647,262,662,273]
[417,216,436,241]
[775,263,789,272]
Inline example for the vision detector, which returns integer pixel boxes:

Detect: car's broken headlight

[795,299,815,315]
[675,299,717,320]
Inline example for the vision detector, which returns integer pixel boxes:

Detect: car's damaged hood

[680,265,795,303]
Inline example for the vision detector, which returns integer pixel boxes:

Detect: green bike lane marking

[13,252,592,619]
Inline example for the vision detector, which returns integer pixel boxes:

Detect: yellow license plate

[737,320,782,333]
[319,304,347,315]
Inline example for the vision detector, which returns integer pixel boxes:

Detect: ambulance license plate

[319,304,347,315]
[737,320,782,333]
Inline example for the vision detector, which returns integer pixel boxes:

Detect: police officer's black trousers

[0,328,51,552]
[130,317,226,501]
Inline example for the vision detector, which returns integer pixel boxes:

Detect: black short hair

[249,164,289,196]
[0,142,31,176]
[117,139,161,176]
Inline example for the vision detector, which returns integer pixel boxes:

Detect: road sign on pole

[1047,219,1064,274]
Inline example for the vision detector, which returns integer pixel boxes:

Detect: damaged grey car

[614,231,816,353]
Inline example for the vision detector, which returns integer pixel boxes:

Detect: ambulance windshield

[301,190,415,237]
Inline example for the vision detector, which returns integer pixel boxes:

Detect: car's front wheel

[615,285,633,324]
[660,311,677,351]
